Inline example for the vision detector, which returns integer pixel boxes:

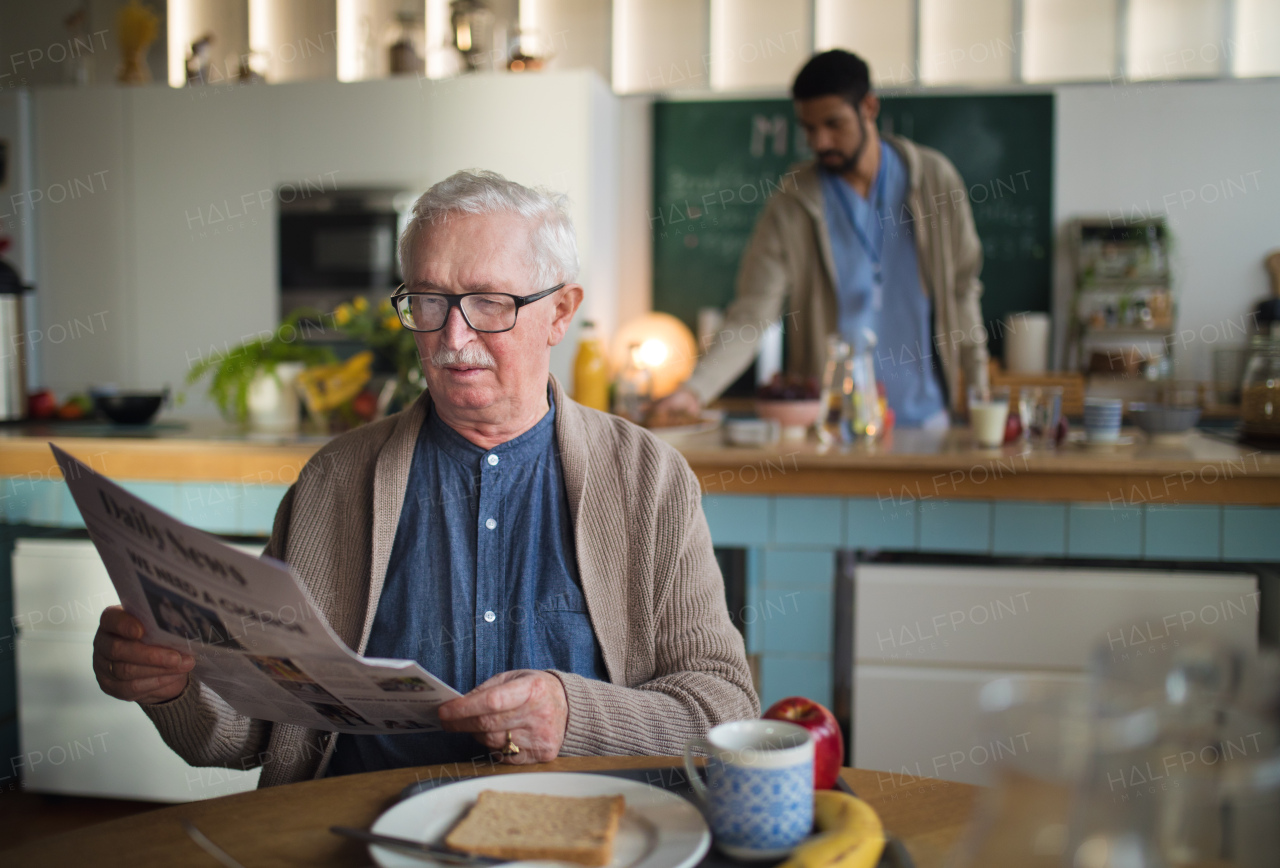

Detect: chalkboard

[651,94,1054,358]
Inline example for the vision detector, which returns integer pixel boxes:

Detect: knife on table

[330,825,504,865]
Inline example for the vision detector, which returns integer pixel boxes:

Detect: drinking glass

[969,386,1011,448]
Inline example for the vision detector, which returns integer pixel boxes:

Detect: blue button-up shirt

[822,140,948,427]
[327,393,607,775]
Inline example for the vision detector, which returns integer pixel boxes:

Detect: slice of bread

[444,790,627,867]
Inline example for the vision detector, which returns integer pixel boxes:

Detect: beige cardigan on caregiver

[143,378,759,786]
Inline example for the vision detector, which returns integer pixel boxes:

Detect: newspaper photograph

[51,444,462,735]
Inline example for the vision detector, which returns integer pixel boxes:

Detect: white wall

[1054,77,1280,379]
[31,70,618,415]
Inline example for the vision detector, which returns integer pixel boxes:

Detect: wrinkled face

[795,94,873,175]
[405,211,577,416]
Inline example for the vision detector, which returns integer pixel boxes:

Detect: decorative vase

[246,362,305,432]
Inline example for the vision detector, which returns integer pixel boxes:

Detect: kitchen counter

[2,420,1275,504]
[674,427,1280,504]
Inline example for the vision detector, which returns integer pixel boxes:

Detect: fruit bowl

[755,399,823,436]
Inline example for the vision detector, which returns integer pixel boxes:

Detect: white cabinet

[851,564,1259,786]
[14,539,260,801]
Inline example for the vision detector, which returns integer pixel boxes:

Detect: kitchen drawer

[16,632,259,800]
[13,539,265,636]
[853,664,1085,787]
[854,564,1258,669]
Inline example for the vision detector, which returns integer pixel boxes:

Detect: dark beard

[817,108,868,177]
[817,149,860,175]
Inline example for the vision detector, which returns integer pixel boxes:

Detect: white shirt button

[487,454,499,466]
[484,610,496,623]
[485,518,497,530]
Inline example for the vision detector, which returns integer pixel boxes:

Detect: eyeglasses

[390,283,565,333]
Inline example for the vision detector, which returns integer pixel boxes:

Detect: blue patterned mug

[683,719,815,860]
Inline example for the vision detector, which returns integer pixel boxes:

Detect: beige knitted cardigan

[144,377,759,786]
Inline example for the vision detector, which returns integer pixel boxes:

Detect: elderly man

[92,170,758,785]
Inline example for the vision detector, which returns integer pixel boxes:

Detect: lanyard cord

[832,141,890,269]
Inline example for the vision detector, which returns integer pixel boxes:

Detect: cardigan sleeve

[552,468,760,756]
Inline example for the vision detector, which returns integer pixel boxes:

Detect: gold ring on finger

[108,660,116,678]
[502,730,520,756]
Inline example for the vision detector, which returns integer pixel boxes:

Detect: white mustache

[429,344,497,369]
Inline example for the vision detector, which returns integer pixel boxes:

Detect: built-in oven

[278,187,411,318]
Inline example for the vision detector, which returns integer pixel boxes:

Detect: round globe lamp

[610,313,698,399]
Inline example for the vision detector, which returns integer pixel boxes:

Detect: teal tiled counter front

[706,493,1280,710]
[2,475,1277,722]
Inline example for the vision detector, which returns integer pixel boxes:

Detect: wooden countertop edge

[1,436,1276,504]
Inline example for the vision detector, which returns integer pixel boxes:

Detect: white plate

[369,772,711,868]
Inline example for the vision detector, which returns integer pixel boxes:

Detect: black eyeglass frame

[390,282,566,333]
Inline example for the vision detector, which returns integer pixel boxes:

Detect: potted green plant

[187,311,336,427]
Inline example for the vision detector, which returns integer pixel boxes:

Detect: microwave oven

[278,187,411,317]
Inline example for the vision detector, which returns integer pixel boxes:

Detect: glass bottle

[572,320,610,412]
[1240,325,1280,443]
[612,343,651,424]
[817,335,850,444]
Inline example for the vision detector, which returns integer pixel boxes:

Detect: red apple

[28,389,57,420]
[763,696,845,790]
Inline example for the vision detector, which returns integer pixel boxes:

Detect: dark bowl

[94,392,166,425]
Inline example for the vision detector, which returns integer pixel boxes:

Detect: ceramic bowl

[93,392,166,425]
[1128,402,1201,436]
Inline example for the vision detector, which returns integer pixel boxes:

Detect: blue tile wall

[760,587,834,655]
[1222,507,1280,561]
[761,548,836,589]
[773,497,843,546]
[1145,505,1222,560]
[846,497,917,550]
[919,501,992,553]
[758,656,833,710]
[992,502,1067,556]
[241,485,290,536]
[19,479,69,526]
[701,495,771,547]
[1067,504,1143,557]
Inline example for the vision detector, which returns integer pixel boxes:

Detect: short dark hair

[791,50,872,107]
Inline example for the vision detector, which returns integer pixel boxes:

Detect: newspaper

[52,444,462,735]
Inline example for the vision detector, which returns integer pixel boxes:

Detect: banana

[777,791,886,868]
[813,790,883,839]
[296,351,374,414]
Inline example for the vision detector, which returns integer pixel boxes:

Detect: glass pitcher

[841,331,884,442]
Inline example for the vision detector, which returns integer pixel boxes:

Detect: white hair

[398,169,579,289]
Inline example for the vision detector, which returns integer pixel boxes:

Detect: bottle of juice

[572,320,610,411]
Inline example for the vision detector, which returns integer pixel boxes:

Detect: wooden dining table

[1,756,981,868]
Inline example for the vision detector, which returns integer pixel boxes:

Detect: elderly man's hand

[93,605,195,705]
[438,670,568,764]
